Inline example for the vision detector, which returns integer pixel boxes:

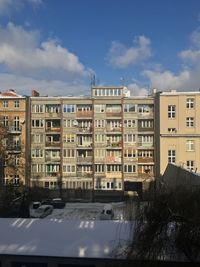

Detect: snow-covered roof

[0,89,24,98]
[0,218,132,259]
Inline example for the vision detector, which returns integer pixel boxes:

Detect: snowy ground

[46,201,137,221]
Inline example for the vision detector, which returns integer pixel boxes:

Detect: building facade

[30,86,154,190]
[0,90,27,186]
[155,90,200,177]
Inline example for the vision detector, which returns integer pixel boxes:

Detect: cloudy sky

[0,0,200,96]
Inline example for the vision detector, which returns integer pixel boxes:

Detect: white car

[29,202,41,217]
[31,205,53,218]
[100,204,114,220]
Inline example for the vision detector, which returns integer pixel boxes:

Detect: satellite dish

[73,120,78,126]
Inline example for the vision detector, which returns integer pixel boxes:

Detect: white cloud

[128,82,149,96]
[0,23,89,79]
[0,0,42,15]
[0,73,90,96]
[106,35,152,68]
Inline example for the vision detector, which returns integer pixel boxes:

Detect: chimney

[32,89,40,97]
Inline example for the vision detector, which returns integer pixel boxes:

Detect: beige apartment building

[0,89,27,186]
[155,90,200,177]
[30,86,154,190]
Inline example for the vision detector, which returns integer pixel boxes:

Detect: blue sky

[0,0,200,96]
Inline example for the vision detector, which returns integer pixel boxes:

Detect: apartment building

[30,86,154,190]
[155,90,200,177]
[0,89,27,186]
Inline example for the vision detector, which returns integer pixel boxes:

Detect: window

[31,164,44,172]
[32,149,44,158]
[124,165,136,173]
[95,149,106,158]
[124,134,135,143]
[138,105,151,113]
[32,104,44,113]
[65,119,77,127]
[64,134,75,143]
[15,155,20,166]
[14,100,19,108]
[14,175,20,185]
[94,104,105,113]
[124,149,136,158]
[186,117,194,127]
[3,100,8,108]
[3,116,8,127]
[186,98,194,109]
[141,120,153,128]
[124,104,136,112]
[95,120,106,128]
[63,165,76,173]
[63,149,75,158]
[95,164,105,172]
[95,134,106,143]
[32,134,43,143]
[168,150,176,163]
[106,165,121,172]
[186,140,195,151]
[168,128,176,133]
[186,160,195,171]
[124,120,136,128]
[32,119,44,128]
[63,104,76,113]
[168,105,176,118]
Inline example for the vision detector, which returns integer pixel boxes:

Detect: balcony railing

[138,157,154,163]
[106,112,121,117]
[106,127,122,132]
[77,171,93,178]
[77,156,93,163]
[7,145,21,153]
[45,112,60,118]
[46,127,61,132]
[105,156,121,163]
[77,127,92,133]
[77,143,92,148]
[8,126,22,133]
[76,111,93,117]
[138,142,154,148]
[45,157,60,162]
[46,172,59,177]
[106,141,122,148]
[45,141,60,147]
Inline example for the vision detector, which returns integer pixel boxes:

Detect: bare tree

[128,185,200,263]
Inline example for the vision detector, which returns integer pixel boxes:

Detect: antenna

[90,75,96,87]
[120,77,125,85]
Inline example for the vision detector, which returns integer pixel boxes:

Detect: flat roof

[0,218,132,259]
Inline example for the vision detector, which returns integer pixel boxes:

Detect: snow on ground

[46,202,137,221]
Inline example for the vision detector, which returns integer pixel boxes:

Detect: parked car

[29,201,41,217]
[100,204,114,220]
[31,205,53,218]
[51,198,65,209]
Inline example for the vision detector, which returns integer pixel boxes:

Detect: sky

[0,0,200,96]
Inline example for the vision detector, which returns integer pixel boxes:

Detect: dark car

[51,198,65,209]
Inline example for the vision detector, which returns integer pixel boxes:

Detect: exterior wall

[0,94,27,185]
[30,87,155,191]
[156,91,200,175]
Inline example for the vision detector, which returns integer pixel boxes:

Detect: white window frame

[186,98,194,109]
[186,117,194,128]
[168,105,176,118]
[168,150,176,163]
[186,140,195,151]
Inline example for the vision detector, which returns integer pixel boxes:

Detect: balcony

[8,126,21,134]
[106,172,122,179]
[106,141,122,148]
[46,127,61,132]
[105,156,121,163]
[46,172,59,177]
[45,112,60,118]
[77,127,92,134]
[138,142,154,148]
[45,157,60,162]
[45,141,60,147]
[138,157,154,163]
[106,127,122,133]
[77,143,92,148]
[7,145,21,153]
[76,111,93,118]
[77,171,93,178]
[77,156,93,163]
[106,112,121,117]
